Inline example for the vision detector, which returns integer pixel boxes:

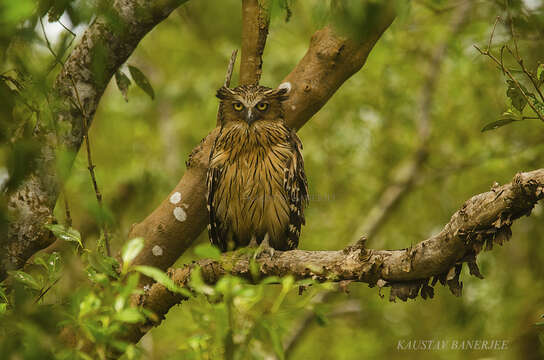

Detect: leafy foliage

[1,0,544,359]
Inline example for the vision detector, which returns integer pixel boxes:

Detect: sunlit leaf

[121,237,144,273]
[133,265,192,297]
[114,308,145,324]
[45,224,82,248]
[194,243,221,260]
[128,65,155,100]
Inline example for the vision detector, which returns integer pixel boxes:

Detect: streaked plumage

[207,84,308,251]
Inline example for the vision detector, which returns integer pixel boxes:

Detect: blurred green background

[2,0,544,359]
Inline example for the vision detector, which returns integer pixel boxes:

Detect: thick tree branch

[128,6,397,282]
[124,168,544,344]
[240,0,270,85]
[1,0,190,280]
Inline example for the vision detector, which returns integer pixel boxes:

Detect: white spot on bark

[152,245,163,256]
[173,206,187,222]
[169,192,181,204]
[291,105,296,111]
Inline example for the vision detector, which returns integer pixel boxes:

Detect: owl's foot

[251,233,275,260]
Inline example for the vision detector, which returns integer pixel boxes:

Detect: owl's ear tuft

[216,86,234,100]
[277,82,292,95]
[269,82,291,101]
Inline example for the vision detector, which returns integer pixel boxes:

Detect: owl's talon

[250,234,274,260]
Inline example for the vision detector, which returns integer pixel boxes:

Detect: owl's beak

[246,108,255,124]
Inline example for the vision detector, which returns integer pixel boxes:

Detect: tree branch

[128,6,397,283]
[1,0,190,280]
[240,0,271,85]
[123,168,544,344]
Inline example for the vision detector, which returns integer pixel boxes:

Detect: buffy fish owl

[206,83,308,252]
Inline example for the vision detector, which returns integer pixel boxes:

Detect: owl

[206,83,308,252]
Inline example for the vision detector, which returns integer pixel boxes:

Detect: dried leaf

[468,261,484,279]
[446,264,463,297]
[389,282,421,302]
[420,283,434,300]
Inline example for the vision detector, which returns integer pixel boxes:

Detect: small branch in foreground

[121,169,544,345]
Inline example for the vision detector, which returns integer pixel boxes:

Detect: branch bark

[124,168,544,344]
[128,7,397,282]
[240,0,271,85]
[1,0,190,281]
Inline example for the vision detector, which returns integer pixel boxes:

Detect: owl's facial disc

[246,107,255,124]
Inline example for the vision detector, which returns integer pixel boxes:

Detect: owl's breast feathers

[207,121,308,251]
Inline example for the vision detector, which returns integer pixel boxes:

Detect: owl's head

[216,83,291,125]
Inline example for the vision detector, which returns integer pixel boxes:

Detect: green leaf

[194,243,221,260]
[33,252,62,282]
[133,265,192,297]
[481,118,518,132]
[0,303,6,314]
[537,64,544,83]
[114,308,145,324]
[115,70,131,102]
[506,80,528,112]
[45,224,82,248]
[128,65,155,100]
[87,252,120,279]
[8,270,41,290]
[121,237,144,273]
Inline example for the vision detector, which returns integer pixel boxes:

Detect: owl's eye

[256,102,269,111]
[233,102,244,111]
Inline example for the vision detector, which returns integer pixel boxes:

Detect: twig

[474,44,544,122]
[507,1,544,101]
[504,8,544,103]
[224,49,238,88]
[216,49,238,127]
[69,76,110,255]
[39,17,65,68]
[474,16,544,122]
[34,276,61,304]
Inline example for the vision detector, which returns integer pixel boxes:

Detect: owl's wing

[207,164,228,252]
[284,130,309,250]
